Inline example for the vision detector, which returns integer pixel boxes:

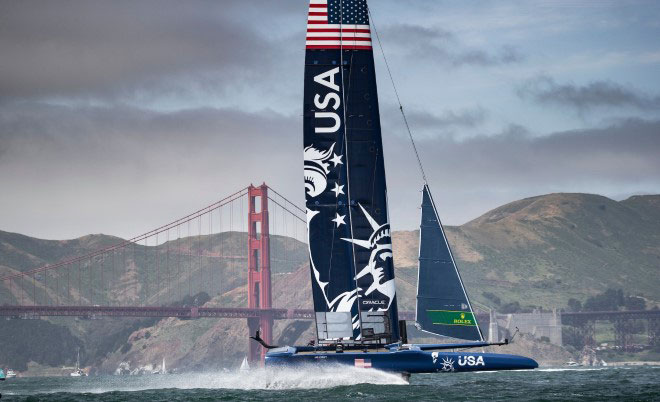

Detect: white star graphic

[330,153,343,167]
[332,182,345,198]
[332,213,346,227]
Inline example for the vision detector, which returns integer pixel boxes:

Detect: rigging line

[367,7,428,185]
[338,0,362,326]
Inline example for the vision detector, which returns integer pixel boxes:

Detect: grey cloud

[518,76,660,111]
[379,23,524,67]
[0,102,303,238]
[417,119,660,183]
[381,106,487,139]
[408,108,486,128]
[1,101,658,238]
[0,103,298,167]
[452,45,524,66]
[0,0,302,101]
[382,24,455,43]
[384,118,660,225]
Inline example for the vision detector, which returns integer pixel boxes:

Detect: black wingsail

[303,0,399,344]
[416,185,483,341]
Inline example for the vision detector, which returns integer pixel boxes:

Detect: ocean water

[0,365,658,401]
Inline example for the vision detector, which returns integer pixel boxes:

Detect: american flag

[354,358,372,368]
[306,0,372,50]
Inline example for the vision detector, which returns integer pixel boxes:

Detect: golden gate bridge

[0,184,322,362]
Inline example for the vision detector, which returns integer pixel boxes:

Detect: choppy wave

[535,367,609,372]
[2,365,658,401]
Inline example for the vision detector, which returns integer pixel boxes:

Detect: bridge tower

[247,184,273,363]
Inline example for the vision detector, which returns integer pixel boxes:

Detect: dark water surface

[1,366,658,401]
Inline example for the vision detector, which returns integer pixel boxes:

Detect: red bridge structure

[246,184,273,361]
[0,184,311,364]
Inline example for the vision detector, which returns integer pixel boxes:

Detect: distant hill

[0,229,307,372]
[0,192,658,372]
[0,230,306,307]
[395,193,660,311]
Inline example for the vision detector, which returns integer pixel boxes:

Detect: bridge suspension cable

[1,184,308,313]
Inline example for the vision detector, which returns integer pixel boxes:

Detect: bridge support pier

[247,184,272,364]
[581,321,595,348]
[488,310,499,343]
[614,319,635,351]
[649,318,659,347]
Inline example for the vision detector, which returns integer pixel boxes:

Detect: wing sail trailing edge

[416,185,483,341]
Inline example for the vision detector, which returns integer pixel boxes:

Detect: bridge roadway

[0,305,313,320]
[2,305,655,323]
[0,305,417,321]
[560,309,660,323]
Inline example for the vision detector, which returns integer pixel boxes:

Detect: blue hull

[265,347,538,373]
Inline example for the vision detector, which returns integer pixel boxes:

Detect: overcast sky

[1,0,659,240]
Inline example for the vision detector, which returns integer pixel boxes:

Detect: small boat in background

[239,356,250,372]
[70,348,87,377]
[5,369,16,378]
[152,358,166,374]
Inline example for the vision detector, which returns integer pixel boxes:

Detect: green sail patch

[426,310,477,326]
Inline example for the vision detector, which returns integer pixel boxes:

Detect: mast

[303,0,399,344]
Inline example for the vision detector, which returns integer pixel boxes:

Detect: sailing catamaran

[252,0,538,374]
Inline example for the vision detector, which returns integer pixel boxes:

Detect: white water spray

[55,365,407,394]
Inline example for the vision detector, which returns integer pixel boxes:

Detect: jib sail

[303,0,399,344]
[416,185,483,341]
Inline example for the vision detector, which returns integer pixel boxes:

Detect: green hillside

[0,230,307,372]
[393,193,660,311]
[0,231,306,307]
[0,192,658,373]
